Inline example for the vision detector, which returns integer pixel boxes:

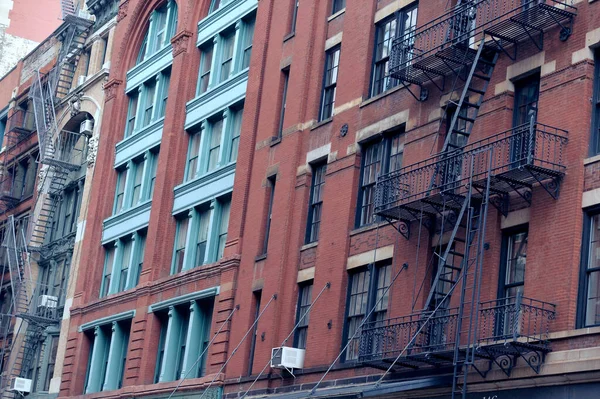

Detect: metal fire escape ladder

[451,151,492,399]
[441,38,499,153]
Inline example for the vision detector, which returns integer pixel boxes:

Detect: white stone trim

[347,245,394,270]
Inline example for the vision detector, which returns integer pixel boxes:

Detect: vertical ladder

[451,151,492,399]
[442,38,499,153]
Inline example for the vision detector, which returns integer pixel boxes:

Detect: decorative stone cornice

[40,233,76,260]
[171,30,194,57]
[117,0,129,22]
[103,78,122,102]
[87,134,99,168]
[86,0,119,30]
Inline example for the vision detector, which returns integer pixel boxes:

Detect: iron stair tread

[472,73,491,81]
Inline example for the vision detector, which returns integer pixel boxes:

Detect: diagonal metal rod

[166,304,240,399]
[198,294,277,399]
[309,263,408,396]
[240,282,331,399]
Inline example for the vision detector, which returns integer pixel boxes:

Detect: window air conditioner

[77,75,87,86]
[11,377,32,393]
[39,295,58,309]
[80,120,94,136]
[270,347,305,371]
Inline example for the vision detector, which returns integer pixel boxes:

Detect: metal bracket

[497,175,532,206]
[488,35,517,61]
[472,359,493,379]
[519,349,546,374]
[400,80,429,102]
[488,194,510,217]
[527,168,562,200]
[492,353,515,377]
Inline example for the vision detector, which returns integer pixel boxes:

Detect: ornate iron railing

[51,129,89,168]
[374,122,568,214]
[359,308,459,362]
[479,295,555,347]
[389,0,576,82]
[359,297,556,361]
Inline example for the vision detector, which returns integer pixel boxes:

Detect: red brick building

[62,0,600,398]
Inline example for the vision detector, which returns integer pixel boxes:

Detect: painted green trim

[102,200,151,243]
[85,326,109,393]
[102,321,125,390]
[79,310,136,332]
[148,287,220,313]
[126,45,173,92]
[197,0,257,46]
[115,118,163,167]
[172,164,234,215]
[185,70,247,130]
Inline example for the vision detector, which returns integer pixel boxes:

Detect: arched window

[136,0,178,64]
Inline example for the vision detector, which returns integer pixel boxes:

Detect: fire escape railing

[374,122,568,219]
[389,0,576,86]
[359,296,556,364]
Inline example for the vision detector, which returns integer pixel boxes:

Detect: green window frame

[173,216,189,274]
[101,245,116,298]
[241,17,255,70]
[198,43,214,95]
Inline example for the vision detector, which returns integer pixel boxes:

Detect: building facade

[0,0,115,397]
[59,0,600,399]
[60,0,255,396]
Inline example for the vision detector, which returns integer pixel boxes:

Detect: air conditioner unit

[77,75,87,86]
[270,347,305,370]
[39,295,58,309]
[11,377,32,393]
[80,120,94,136]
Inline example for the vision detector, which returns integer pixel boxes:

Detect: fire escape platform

[375,123,568,222]
[390,0,576,88]
[359,297,556,376]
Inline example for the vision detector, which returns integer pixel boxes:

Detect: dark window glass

[345,269,370,361]
[262,177,276,254]
[199,44,214,94]
[248,291,262,375]
[278,70,290,138]
[306,163,326,243]
[242,17,255,69]
[513,74,540,127]
[174,216,189,274]
[331,0,345,14]
[593,51,600,154]
[289,0,299,34]
[294,283,313,349]
[583,214,600,326]
[220,32,235,83]
[320,47,340,121]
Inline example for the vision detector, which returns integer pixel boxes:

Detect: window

[242,17,255,70]
[125,92,139,137]
[143,80,157,127]
[248,291,261,375]
[198,44,213,95]
[320,46,340,121]
[499,229,528,299]
[370,5,418,97]
[118,239,134,292]
[513,73,540,127]
[136,0,178,64]
[343,261,391,361]
[113,149,159,215]
[357,131,405,227]
[114,169,126,212]
[289,0,299,34]
[158,70,171,117]
[344,269,370,361]
[592,51,600,154]
[84,319,131,393]
[187,129,202,181]
[331,0,345,14]
[131,160,144,205]
[229,107,243,162]
[173,216,189,274]
[581,213,600,327]
[306,163,326,244]
[0,115,6,149]
[101,246,116,297]
[208,117,223,172]
[217,200,231,259]
[294,283,313,349]
[219,32,235,83]
[262,177,276,255]
[42,336,58,391]
[154,297,215,382]
[134,234,146,287]
[278,69,289,138]
[194,207,212,267]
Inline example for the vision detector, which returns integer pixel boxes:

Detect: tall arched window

[136,0,178,64]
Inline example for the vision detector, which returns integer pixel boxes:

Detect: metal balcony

[375,122,567,222]
[390,0,576,89]
[4,110,36,149]
[41,129,89,171]
[17,282,63,325]
[359,296,555,375]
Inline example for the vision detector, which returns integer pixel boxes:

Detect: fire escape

[358,1,574,398]
[0,0,92,395]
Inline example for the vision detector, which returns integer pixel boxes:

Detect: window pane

[159,71,171,117]
[332,0,345,14]
[149,152,158,199]
[126,93,138,137]
[217,201,231,259]
[208,119,223,172]
[295,283,313,349]
[220,33,235,83]
[174,217,189,273]
[187,133,201,181]
[199,45,213,94]
[359,142,382,226]
[131,160,145,205]
[307,163,326,243]
[119,239,133,292]
[195,208,212,266]
[144,80,157,126]
[229,108,243,163]
[346,270,370,361]
[320,48,340,121]
[103,246,116,296]
[388,134,404,173]
[506,232,527,287]
[242,19,255,69]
